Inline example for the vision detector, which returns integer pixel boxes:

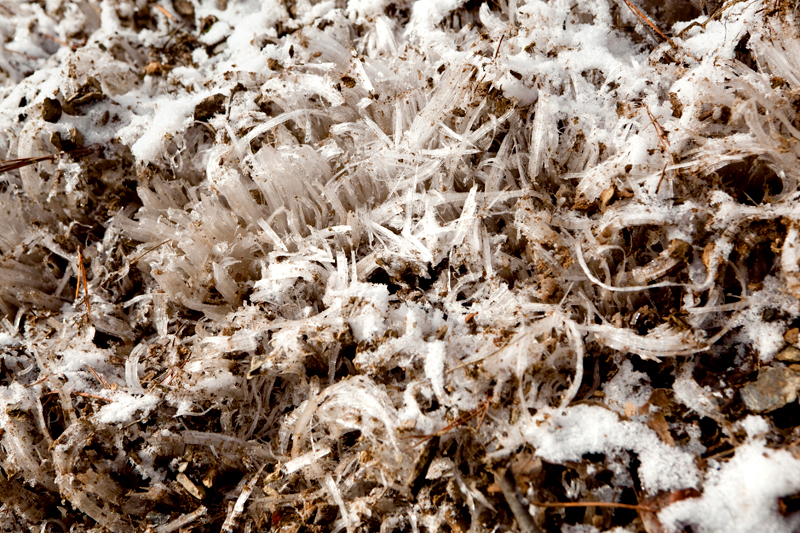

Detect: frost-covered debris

[2,0,800,531]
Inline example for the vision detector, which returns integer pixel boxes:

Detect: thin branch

[78,249,91,319]
[130,239,172,264]
[155,4,175,20]
[85,365,111,389]
[42,33,83,51]
[622,0,668,41]
[74,391,113,402]
[24,375,49,388]
[493,34,506,60]
[402,397,491,444]
[495,468,540,533]
[643,104,670,149]
[676,0,748,38]
[447,333,530,373]
[530,500,654,512]
[0,145,100,174]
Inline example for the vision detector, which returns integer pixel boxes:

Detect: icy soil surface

[1,0,800,531]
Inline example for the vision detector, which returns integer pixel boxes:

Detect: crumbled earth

[1,0,800,532]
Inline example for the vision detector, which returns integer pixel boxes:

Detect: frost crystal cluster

[1,0,800,531]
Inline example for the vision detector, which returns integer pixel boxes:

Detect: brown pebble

[63,77,104,115]
[740,365,800,413]
[194,94,226,122]
[776,345,800,363]
[173,0,195,16]
[50,127,84,152]
[42,97,61,123]
[145,62,163,76]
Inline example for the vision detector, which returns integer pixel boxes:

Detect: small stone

[785,327,799,346]
[762,308,778,322]
[668,239,692,261]
[194,94,226,122]
[70,127,84,150]
[42,97,62,123]
[144,62,163,76]
[63,78,104,115]
[740,365,800,413]
[776,345,800,363]
[201,15,217,34]
[50,128,84,152]
[173,0,195,16]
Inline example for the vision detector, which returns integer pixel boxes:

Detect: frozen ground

[1,0,800,531]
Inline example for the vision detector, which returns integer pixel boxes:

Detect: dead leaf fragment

[176,473,206,500]
[646,412,675,446]
[785,327,800,346]
[600,185,615,207]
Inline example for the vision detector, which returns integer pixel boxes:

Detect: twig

[476,396,490,430]
[643,104,670,149]
[130,239,171,264]
[43,390,114,402]
[221,465,265,533]
[402,397,491,444]
[42,34,83,51]
[0,145,100,174]
[622,0,668,41]
[74,264,81,301]
[74,392,112,402]
[155,4,175,20]
[1,46,39,60]
[1,154,64,174]
[101,239,172,290]
[704,442,739,462]
[494,468,540,533]
[77,249,91,319]
[676,0,748,39]
[656,162,669,194]
[447,333,530,373]
[493,34,506,60]
[153,506,207,533]
[529,501,654,512]
[24,375,49,388]
[85,365,111,389]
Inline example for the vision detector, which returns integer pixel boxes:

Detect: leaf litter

[1,0,800,532]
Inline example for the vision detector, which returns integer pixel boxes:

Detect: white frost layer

[95,392,161,425]
[324,279,390,343]
[519,404,698,494]
[127,95,209,164]
[659,439,800,533]
[602,359,652,415]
